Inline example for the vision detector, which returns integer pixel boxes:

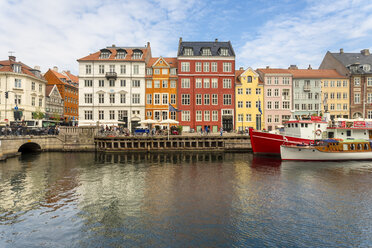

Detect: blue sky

[0,0,371,74]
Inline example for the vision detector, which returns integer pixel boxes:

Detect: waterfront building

[257,68,292,131]
[44,67,79,124]
[77,43,151,132]
[0,55,46,124]
[235,67,264,131]
[319,48,372,118]
[45,85,64,122]
[177,38,235,132]
[145,57,178,121]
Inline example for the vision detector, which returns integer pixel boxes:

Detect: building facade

[235,67,264,131]
[145,57,177,121]
[0,55,46,124]
[320,49,372,118]
[321,76,349,119]
[44,67,79,124]
[45,84,64,121]
[77,43,151,132]
[177,38,235,133]
[257,68,292,131]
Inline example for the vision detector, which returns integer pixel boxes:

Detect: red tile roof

[147,57,177,67]
[256,68,291,74]
[0,58,45,80]
[77,45,151,62]
[288,69,346,79]
[63,71,79,84]
[46,85,55,96]
[46,69,78,88]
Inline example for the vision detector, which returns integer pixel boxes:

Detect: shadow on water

[18,142,41,154]
[251,155,282,168]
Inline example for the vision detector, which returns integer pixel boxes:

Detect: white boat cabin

[284,120,328,140]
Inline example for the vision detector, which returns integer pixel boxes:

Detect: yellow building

[321,75,350,119]
[145,57,178,121]
[235,67,264,131]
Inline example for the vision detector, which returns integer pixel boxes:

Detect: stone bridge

[0,126,98,160]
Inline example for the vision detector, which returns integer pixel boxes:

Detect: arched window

[353,112,363,118]
[247,76,252,83]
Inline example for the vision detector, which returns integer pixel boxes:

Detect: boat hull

[249,128,313,155]
[280,145,372,161]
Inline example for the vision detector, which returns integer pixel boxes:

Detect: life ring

[315,129,322,136]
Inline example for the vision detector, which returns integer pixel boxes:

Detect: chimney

[112,44,116,47]
[361,49,370,56]
[67,70,70,74]
[288,65,298,70]
[179,37,182,44]
[147,41,150,47]
[239,67,244,70]
[308,64,312,70]
[340,48,344,54]
[266,66,270,69]
[9,55,16,61]
[34,66,40,71]
[215,38,218,42]
[53,66,58,72]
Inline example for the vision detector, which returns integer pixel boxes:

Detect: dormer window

[219,48,229,56]
[183,48,194,56]
[201,48,212,56]
[13,64,21,73]
[362,64,371,72]
[116,49,126,59]
[132,50,143,59]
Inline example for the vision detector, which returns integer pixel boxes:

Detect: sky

[0,0,371,75]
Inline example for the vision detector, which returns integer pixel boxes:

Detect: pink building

[257,68,293,131]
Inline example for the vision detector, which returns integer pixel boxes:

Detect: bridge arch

[18,142,42,153]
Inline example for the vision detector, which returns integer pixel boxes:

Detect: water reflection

[0,152,372,247]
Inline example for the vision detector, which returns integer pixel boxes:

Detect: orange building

[145,57,178,121]
[44,67,79,123]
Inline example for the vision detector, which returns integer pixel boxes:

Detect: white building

[77,43,151,132]
[0,56,46,125]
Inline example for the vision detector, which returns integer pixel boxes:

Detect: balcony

[105,72,117,80]
[303,85,311,91]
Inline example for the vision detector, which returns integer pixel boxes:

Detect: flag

[258,99,262,115]
[169,104,181,112]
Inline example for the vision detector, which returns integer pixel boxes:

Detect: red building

[177,38,235,132]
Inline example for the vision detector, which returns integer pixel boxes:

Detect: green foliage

[177,125,183,134]
[32,109,45,120]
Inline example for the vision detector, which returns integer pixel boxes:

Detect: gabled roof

[78,44,151,62]
[45,69,79,88]
[63,71,79,84]
[178,40,235,57]
[0,57,45,80]
[235,69,245,84]
[46,84,62,98]
[329,50,372,74]
[288,69,346,79]
[147,57,177,68]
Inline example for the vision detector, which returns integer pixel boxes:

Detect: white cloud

[0,0,200,74]
[237,0,372,69]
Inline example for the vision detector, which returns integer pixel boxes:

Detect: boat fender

[315,129,322,136]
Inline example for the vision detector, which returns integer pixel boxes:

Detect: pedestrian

[205,126,208,135]
[220,127,223,136]
[200,127,204,136]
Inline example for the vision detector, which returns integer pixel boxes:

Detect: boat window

[305,124,308,128]
[301,123,304,127]
[295,124,298,128]
[364,143,369,150]
[357,144,362,150]
[343,144,348,151]
[350,144,355,150]
[347,130,351,136]
[318,124,321,128]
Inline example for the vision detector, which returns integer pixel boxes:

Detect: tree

[32,108,45,120]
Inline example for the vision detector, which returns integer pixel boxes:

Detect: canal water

[1,152,372,247]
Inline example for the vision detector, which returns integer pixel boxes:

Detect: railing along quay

[95,134,251,152]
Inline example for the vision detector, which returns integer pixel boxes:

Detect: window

[170,80,176,88]
[273,89,279,96]
[154,111,160,120]
[108,65,115,73]
[223,79,231,88]
[162,69,168,75]
[337,104,341,110]
[220,48,229,56]
[354,77,360,86]
[283,77,290,85]
[246,88,251,95]
[204,94,210,105]
[274,101,279,109]
[368,93,372,103]
[268,115,272,123]
[212,94,218,105]
[245,114,251,122]
[302,104,307,110]
[162,94,168,105]
[330,104,335,110]
[98,110,104,120]
[212,78,218,88]
[196,111,202,121]
[170,68,177,75]
[171,94,176,104]
[203,62,210,72]
[267,89,272,97]
[330,93,335,99]
[85,65,91,74]
[154,80,160,88]
[85,110,92,120]
[204,78,210,88]
[154,94,160,104]
[146,80,152,88]
[181,78,190,88]
[202,48,212,56]
[204,111,210,121]
[109,110,115,120]
[98,80,104,87]
[212,62,217,72]
[246,101,251,108]
[109,93,115,103]
[14,95,21,105]
[294,80,299,87]
[308,93,313,99]
[182,94,190,105]
[154,69,160,75]
[256,88,262,95]
[368,77,372,86]
[274,77,279,84]
[85,94,92,103]
[267,101,272,109]
[184,48,193,56]
[212,111,218,121]
[132,93,140,104]
[182,111,190,121]
[109,80,115,87]
[162,80,168,88]
[238,88,243,95]
[170,111,176,120]
[120,65,126,74]
[99,65,104,74]
[223,63,231,72]
[32,97,35,106]
[295,104,299,110]
[337,81,341,87]
[247,76,252,82]
[238,101,243,108]
[274,115,279,123]
[223,94,232,105]
[132,80,140,88]
[84,80,92,87]
[308,104,313,110]
[195,78,202,88]
[14,79,21,88]
[267,77,271,84]
[98,93,104,103]
[283,101,290,109]
[31,82,35,91]
[133,65,139,75]
[343,92,347,99]
[120,94,126,104]
[337,92,341,99]
[196,94,202,105]
[133,51,142,59]
[181,62,190,72]
[195,62,202,72]
[118,110,127,120]
[343,104,348,110]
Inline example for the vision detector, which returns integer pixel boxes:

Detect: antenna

[8,51,15,56]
